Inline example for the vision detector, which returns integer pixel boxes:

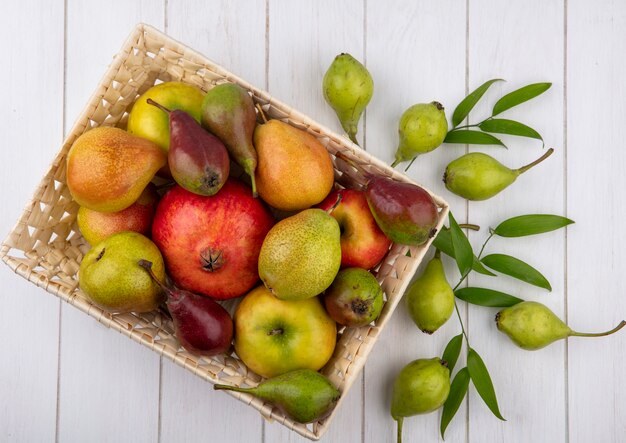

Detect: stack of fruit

[67,80,441,423]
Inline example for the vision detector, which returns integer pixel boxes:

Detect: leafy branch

[445,79,551,148]
[438,211,574,438]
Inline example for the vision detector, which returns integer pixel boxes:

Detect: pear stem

[404,156,417,172]
[213,384,251,394]
[570,320,626,338]
[459,223,480,231]
[516,148,555,174]
[396,417,403,443]
[390,158,401,168]
[325,193,343,215]
[146,98,172,114]
[348,130,359,146]
[255,103,268,123]
[138,259,167,292]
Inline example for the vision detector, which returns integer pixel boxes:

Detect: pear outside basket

[0,24,449,440]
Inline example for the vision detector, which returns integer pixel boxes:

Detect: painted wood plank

[160,2,266,442]
[265,1,365,442]
[466,2,566,442]
[364,1,468,442]
[58,3,164,443]
[567,1,626,442]
[0,3,64,441]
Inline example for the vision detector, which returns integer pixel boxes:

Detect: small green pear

[405,252,454,334]
[392,102,448,168]
[214,369,340,423]
[496,301,626,350]
[323,53,373,145]
[391,358,450,443]
[258,208,341,300]
[444,148,554,201]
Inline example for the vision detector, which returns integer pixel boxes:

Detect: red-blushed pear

[151,178,274,300]
[318,189,392,269]
[66,127,166,212]
[233,285,337,378]
[77,183,159,245]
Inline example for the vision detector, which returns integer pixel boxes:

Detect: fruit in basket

[405,252,454,334]
[496,301,626,350]
[391,358,451,443]
[77,183,159,245]
[254,119,334,211]
[201,83,258,196]
[233,285,337,378]
[366,176,439,245]
[214,369,340,423]
[152,179,274,300]
[324,267,384,327]
[147,99,229,196]
[127,82,205,156]
[322,53,373,145]
[66,127,166,212]
[392,102,448,168]
[318,189,391,269]
[443,148,554,201]
[258,208,341,300]
[78,232,165,313]
[139,260,233,356]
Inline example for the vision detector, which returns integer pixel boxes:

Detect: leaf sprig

[445,79,551,147]
[438,212,573,438]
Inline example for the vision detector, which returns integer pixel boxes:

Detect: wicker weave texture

[0,24,449,440]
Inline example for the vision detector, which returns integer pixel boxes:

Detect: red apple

[318,189,392,269]
[77,183,159,245]
[152,178,274,300]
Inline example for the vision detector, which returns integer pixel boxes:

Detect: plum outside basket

[0,24,449,440]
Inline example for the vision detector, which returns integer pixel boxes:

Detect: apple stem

[146,98,172,115]
[138,259,167,292]
[255,103,268,123]
[325,193,343,215]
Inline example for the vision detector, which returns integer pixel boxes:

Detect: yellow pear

[254,120,334,211]
[66,127,166,212]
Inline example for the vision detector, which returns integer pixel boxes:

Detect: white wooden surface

[1,1,625,442]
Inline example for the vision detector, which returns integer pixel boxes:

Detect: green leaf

[481,254,552,291]
[492,82,551,116]
[467,349,505,420]
[442,334,463,372]
[452,78,503,127]
[440,367,470,439]
[444,130,506,147]
[455,287,523,307]
[493,214,575,237]
[449,212,473,276]
[479,119,543,143]
[432,228,496,276]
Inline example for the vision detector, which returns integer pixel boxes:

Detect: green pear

[496,301,625,350]
[201,83,259,196]
[258,208,341,301]
[323,53,373,145]
[392,102,448,168]
[391,358,450,443]
[78,231,165,313]
[405,252,454,334]
[443,148,554,201]
[214,369,340,423]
